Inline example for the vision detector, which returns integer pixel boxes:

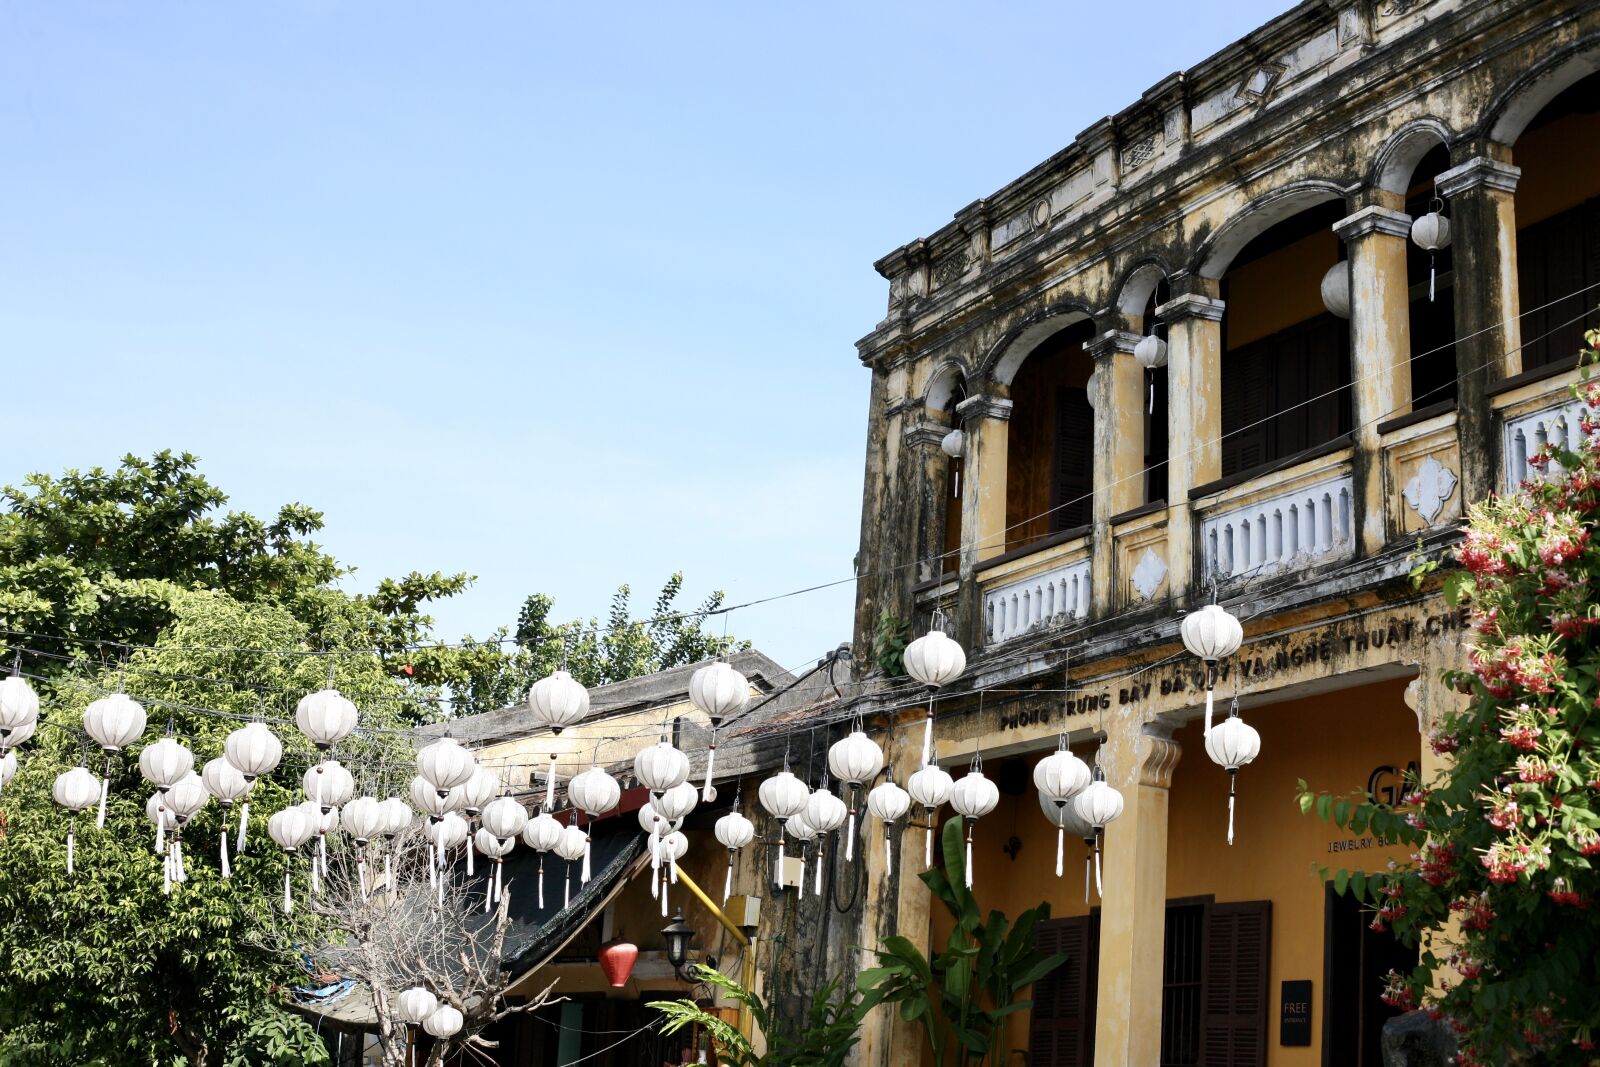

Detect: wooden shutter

[1198,901,1271,1067]
[1518,197,1600,370]
[1050,387,1094,532]
[1030,915,1099,1067]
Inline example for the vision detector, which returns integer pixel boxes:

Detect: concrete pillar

[852,363,896,671]
[1087,328,1145,615]
[1154,284,1225,601]
[1437,149,1521,504]
[903,420,955,586]
[1335,204,1414,556]
[953,392,1012,649]
[1094,723,1182,1067]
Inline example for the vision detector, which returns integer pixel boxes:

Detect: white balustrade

[1503,398,1586,487]
[1200,474,1355,581]
[984,558,1091,645]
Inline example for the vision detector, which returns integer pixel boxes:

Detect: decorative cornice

[1333,204,1412,241]
[955,394,1014,423]
[1084,329,1144,360]
[1139,727,1183,789]
[1436,157,1521,198]
[902,422,948,450]
[1155,293,1226,323]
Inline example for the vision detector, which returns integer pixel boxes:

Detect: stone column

[1335,204,1414,555]
[1094,722,1181,1067]
[852,362,896,670]
[953,393,1012,649]
[903,420,955,587]
[1154,284,1225,600]
[1087,328,1145,614]
[1437,150,1521,504]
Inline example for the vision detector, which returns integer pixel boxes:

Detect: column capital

[1084,329,1144,361]
[955,394,1013,423]
[1138,722,1183,789]
[902,421,949,450]
[1155,293,1225,323]
[1333,204,1412,241]
[1437,157,1521,198]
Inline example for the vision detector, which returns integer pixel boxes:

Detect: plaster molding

[1436,157,1522,198]
[1403,456,1459,524]
[1130,548,1169,601]
[955,394,1014,423]
[1084,329,1144,361]
[1154,293,1226,323]
[902,422,949,450]
[1138,730,1183,789]
[1333,204,1412,241]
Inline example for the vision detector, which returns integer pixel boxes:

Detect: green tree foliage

[0,587,421,1066]
[1301,355,1600,1064]
[858,816,1066,1066]
[650,965,867,1067]
[447,573,748,715]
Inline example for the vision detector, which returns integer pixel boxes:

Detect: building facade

[846,3,1600,1066]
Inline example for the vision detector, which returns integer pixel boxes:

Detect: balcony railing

[1503,397,1585,487]
[1200,473,1355,581]
[984,556,1091,645]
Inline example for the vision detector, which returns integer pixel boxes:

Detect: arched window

[1141,286,1171,504]
[1005,319,1096,550]
[941,379,966,574]
[1404,144,1458,405]
[1218,201,1353,477]
[1514,71,1600,370]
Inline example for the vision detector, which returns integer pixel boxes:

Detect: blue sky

[0,1,1292,672]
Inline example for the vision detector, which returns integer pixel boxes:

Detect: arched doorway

[1001,319,1097,551]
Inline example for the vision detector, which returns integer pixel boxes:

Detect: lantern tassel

[723,853,734,905]
[319,830,327,871]
[155,808,166,856]
[384,852,392,896]
[1056,826,1064,878]
[466,833,475,877]
[661,871,669,916]
[437,868,444,907]
[221,828,231,880]
[921,705,934,767]
[96,772,109,830]
[1429,256,1436,303]
[1228,770,1237,847]
[427,842,437,887]
[964,829,974,889]
[884,829,893,870]
[1203,679,1215,738]
[925,817,934,870]
[1148,372,1155,416]
[650,860,660,898]
[775,835,786,890]
[814,842,824,897]
[845,809,856,863]
[545,754,557,811]
[236,800,250,855]
[582,835,592,885]
[563,866,571,909]
[163,848,172,896]
[311,851,321,896]
[798,850,807,896]
[496,860,503,904]
[651,818,662,874]
[358,856,368,900]
[66,820,76,876]
[702,740,716,803]
[1094,837,1104,896]
[538,856,546,909]
[1083,845,1091,902]
[284,869,292,913]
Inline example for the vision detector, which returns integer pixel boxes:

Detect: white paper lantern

[458,767,501,816]
[949,766,999,889]
[867,777,912,869]
[759,769,810,890]
[427,811,469,852]
[906,763,954,869]
[139,737,194,793]
[634,740,691,795]
[474,826,514,859]
[295,688,358,749]
[1180,603,1244,736]
[653,780,698,824]
[0,675,40,738]
[481,796,529,842]
[1205,701,1262,846]
[423,1004,464,1039]
[380,797,413,836]
[0,750,15,793]
[269,805,316,851]
[528,670,590,735]
[84,694,147,753]
[714,809,756,903]
[902,630,966,688]
[341,796,385,844]
[146,791,177,833]
[53,766,99,812]
[0,717,35,753]
[1037,789,1098,898]
[1085,366,1100,408]
[416,738,476,795]
[689,661,749,725]
[396,987,438,1026]
[202,757,250,804]
[1320,261,1351,319]
[166,772,208,821]
[637,801,662,835]
[1033,748,1091,806]
[409,775,464,818]
[554,822,588,863]
[1411,211,1451,252]
[1134,333,1169,370]
[784,809,817,842]
[303,760,355,812]
[224,722,282,780]
[805,787,848,834]
[658,829,689,864]
[827,731,884,790]
[523,811,564,852]
[939,428,965,458]
[568,767,621,818]
[1073,777,1123,831]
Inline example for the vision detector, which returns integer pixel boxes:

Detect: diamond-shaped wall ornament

[1238,62,1287,103]
[1130,548,1168,602]
[1404,456,1459,525]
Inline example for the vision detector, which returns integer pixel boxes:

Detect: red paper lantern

[598,939,639,988]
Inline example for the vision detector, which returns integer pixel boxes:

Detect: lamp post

[661,909,696,981]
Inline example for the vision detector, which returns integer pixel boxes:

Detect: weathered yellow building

[844,2,1600,1066]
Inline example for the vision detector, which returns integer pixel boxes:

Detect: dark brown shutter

[1050,387,1094,532]
[1199,901,1271,1067]
[1518,196,1600,370]
[1222,344,1270,477]
[1030,915,1099,1067]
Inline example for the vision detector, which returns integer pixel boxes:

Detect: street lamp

[661,909,696,980]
